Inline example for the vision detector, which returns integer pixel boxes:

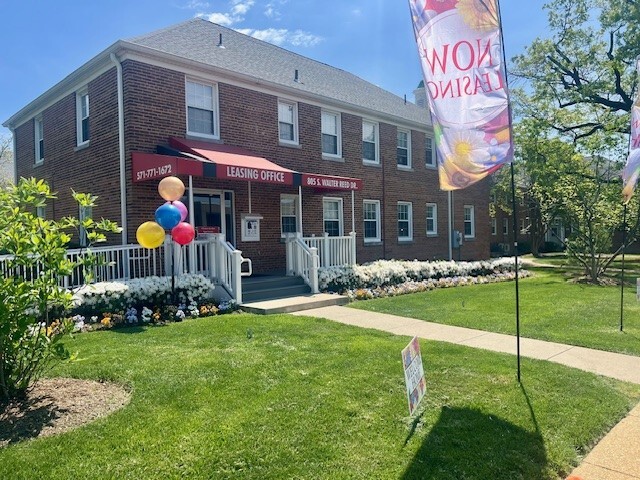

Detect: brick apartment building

[4,18,490,274]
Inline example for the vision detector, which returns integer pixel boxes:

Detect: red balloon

[172,222,195,245]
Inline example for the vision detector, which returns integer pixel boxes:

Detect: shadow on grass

[111,325,148,334]
[0,394,65,447]
[401,406,547,480]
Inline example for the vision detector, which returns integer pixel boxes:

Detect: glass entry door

[188,191,235,245]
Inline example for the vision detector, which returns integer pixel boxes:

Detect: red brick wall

[14,68,121,246]
[15,58,490,272]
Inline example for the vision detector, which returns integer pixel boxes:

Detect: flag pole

[495,0,521,382]
[620,202,627,332]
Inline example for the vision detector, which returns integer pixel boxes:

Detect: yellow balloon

[136,221,166,249]
[158,176,185,202]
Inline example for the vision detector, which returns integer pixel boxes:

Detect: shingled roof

[126,18,431,127]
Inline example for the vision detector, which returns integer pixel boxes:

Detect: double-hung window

[398,202,413,241]
[503,218,509,235]
[76,88,89,146]
[278,100,298,144]
[426,203,437,236]
[491,217,497,235]
[35,117,44,164]
[464,205,475,239]
[280,195,299,237]
[397,129,411,168]
[321,110,341,157]
[363,200,381,243]
[426,135,436,168]
[186,79,219,138]
[323,198,343,237]
[362,120,379,165]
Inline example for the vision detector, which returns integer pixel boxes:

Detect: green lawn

[349,267,640,355]
[1,314,639,479]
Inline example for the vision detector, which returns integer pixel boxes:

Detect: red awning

[169,137,296,185]
[132,138,362,191]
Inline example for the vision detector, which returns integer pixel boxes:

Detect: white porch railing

[0,237,249,303]
[302,232,357,268]
[209,233,251,304]
[285,235,319,293]
[0,244,162,289]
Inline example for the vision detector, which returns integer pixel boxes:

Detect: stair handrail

[285,234,319,293]
[212,234,250,304]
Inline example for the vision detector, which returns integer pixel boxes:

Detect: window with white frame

[362,120,379,164]
[36,206,45,219]
[280,195,299,237]
[425,135,436,167]
[502,218,509,235]
[491,217,497,235]
[321,110,341,157]
[363,200,381,243]
[35,117,44,164]
[426,203,437,235]
[397,128,411,168]
[463,205,475,238]
[79,205,93,247]
[521,217,530,234]
[398,202,413,241]
[278,100,298,144]
[76,88,89,146]
[323,198,343,237]
[186,79,219,138]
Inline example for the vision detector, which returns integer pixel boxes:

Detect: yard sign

[402,336,426,415]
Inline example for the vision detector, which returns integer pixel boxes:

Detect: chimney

[413,80,427,109]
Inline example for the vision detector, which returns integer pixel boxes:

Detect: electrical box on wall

[241,214,263,242]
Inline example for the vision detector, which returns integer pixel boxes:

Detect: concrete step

[241,275,311,303]
[240,293,349,315]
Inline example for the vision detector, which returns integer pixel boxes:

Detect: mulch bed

[0,378,130,447]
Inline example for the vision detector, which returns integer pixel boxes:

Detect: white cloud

[231,0,254,16]
[198,12,236,26]
[197,0,322,48]
[236,27,323,47]
[288,30,323,47]
[181,0,210,9]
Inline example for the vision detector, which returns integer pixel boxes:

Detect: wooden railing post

[349,231,357,266]
[232,249,243,304]
[309,246,319,293]
[323,232,330,268]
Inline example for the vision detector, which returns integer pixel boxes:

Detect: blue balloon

[155,203,181,230]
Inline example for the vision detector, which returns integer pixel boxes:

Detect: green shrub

[0,178,119,401]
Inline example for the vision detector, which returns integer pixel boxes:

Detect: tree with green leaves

[495,0,640,282]
[0,178,120,401]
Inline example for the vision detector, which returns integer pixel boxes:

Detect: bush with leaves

[0,178,120,401]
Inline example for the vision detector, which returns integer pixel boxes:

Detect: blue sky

[0,0,549,139]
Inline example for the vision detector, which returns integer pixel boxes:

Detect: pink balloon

[169,200,188,222]
[172,222,195,246]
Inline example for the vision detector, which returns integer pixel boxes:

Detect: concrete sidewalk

[292,305,640,480]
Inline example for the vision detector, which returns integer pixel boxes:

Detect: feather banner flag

[622,62,640,204]
[409,0,513,190]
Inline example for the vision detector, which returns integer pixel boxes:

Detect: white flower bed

[72,274,214,313]
[319,258,524,292]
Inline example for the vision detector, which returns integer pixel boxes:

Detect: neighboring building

[4,19,490,274]
[0,147,13,185]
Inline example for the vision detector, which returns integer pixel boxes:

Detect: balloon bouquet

[136,176,196,300]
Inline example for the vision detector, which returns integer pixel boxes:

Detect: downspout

[10,127,17,184]
[110,53,127,245]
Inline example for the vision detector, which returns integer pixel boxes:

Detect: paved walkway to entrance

[293,305,640,480]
